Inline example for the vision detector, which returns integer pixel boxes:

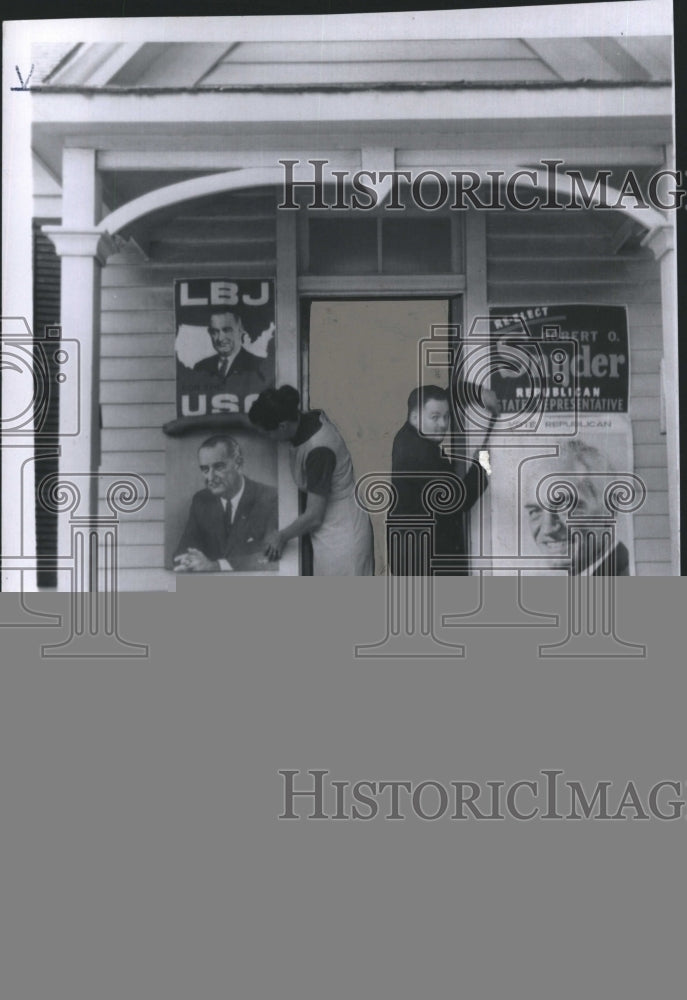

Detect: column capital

[37,472,149,522]
[641,223,675,261]
[42,226,118,265]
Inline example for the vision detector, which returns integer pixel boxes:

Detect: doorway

[304,298,456,574]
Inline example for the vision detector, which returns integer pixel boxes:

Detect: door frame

[299,289,474,575]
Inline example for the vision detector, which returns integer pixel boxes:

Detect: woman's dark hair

[248,385,301,430]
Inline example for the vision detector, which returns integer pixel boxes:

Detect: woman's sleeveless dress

[289,411,374,576]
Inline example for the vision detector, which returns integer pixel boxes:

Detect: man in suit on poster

[174,435,278,573]
[521,439,630,576]
[188,308,273,408]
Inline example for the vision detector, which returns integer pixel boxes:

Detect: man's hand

[263,530,284,561]
[173,548,218,573]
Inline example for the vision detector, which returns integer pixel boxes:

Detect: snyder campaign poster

[175,278,275,420]
[487,305,636,576]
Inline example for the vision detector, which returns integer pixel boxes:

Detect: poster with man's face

[164,430,280,574]
[487,305,637,576]
[175,279,275,420]
[512,430,636,576]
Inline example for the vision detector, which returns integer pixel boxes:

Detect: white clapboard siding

[487,209,670,574]
[102,311,176,335]
[98,499,165,521]
[102,334,176,357]
[100,451,166,473]
[101,428,168,452]
[100,381,175,404]
[632,421,667,445]
[102,358,176,381]
[98,190,278,589]
[630,373,660,397]
[101,405,175,428]
[115,545,165,569]
[116,522,165,545]
[630,491,668,517]
[630,349,662,373]
[102,287,174,311]
[635,540,672,563]
[98,475,166,499]
[634,515,670,539]
[634,445,669,469]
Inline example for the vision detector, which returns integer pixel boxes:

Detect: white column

[642,221,680,575]
[463,208,491,572]
[43,148,116,590]
[275,201,300,575]
[2,26,35,593]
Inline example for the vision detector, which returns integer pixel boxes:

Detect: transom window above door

[302,216,461,275]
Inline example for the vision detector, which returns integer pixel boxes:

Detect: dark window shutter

[32,219,61,588]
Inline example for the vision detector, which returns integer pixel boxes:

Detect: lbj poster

[175,278,275,419]
[488,305,636,576]
[165,278,279,574]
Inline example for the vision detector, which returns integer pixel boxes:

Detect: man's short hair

[555,439,615,499]
[198,435,242,464]
[208,306,247,328]
[407,384,448,419]
[523,438,615,509]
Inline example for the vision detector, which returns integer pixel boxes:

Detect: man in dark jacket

[389,384,497,575]
[174,435,277,573]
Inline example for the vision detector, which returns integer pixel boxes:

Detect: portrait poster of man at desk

[164,429,279,575]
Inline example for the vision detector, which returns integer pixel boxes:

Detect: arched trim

[96,162,669,256]
[97,167,284,237]
[548,171,667,237]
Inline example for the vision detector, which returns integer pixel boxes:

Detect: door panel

[307,298,451,574]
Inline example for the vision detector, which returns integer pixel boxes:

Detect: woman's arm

[263,491,328,560]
